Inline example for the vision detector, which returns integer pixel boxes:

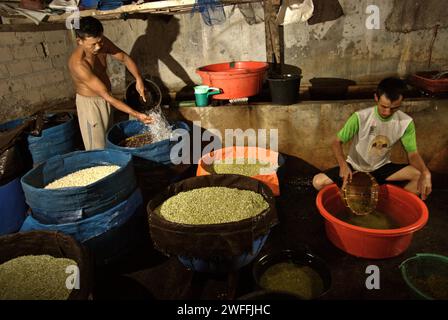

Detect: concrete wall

[285,0,448,83]
[103,3,266,94]
[169,98,448,171]
[2,1,448,123]
[103,1,448,91]
[0,30,75,123]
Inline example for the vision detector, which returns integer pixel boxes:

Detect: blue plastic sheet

[178,233,269,273]
[0,177,27,235]
[0,114,76,166]
[192,0,226,26]
[20,188,142,243]
[21,149,137,224]
[27,114,77,165]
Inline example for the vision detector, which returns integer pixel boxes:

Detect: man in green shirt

[312,77,432,200]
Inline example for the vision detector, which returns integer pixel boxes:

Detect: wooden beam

[264,0,281,69]
[0,0,262,25]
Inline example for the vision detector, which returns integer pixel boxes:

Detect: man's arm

[70,61,152,123]
[332,137,353,186]
[408,151,432,200]
[332,112,360,186]
[401,121,432,199]
[103,37,146,101]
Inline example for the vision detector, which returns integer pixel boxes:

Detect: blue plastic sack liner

[0,177,28,235]
[178,233,269,273]
[0,115,76,165]
[106,120,190,165]
[21,149,137,224]
[20,188,142,243]
[27,114,76,165]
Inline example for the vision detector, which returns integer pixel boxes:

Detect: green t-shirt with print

[337,108,417,153]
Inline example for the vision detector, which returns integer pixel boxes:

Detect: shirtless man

[69,16,153,150]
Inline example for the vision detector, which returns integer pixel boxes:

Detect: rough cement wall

[0,30,75,123]
[171,99,448,171]
[1,1,448,122]
[103,1,448,92]
[104,4,266,93]
[285,0,448,83]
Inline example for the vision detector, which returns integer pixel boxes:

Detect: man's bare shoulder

[69,49,91,76]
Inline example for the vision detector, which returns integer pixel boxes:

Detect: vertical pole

[264,0,282,71]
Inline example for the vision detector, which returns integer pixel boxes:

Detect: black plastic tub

[267,74,301,105]
[252,248,332,300]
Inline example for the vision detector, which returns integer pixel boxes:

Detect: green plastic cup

[194,86,221,107]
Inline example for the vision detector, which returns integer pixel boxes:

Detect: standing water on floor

[334,208,400,230]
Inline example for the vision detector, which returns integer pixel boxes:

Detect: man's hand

[417,171,432,200]
[339,162,353,189]
[136,79,146,103]
[136,112,153,124]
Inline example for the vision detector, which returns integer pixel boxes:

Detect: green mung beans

[207,158,275,176]
[0,255,77,300]
[155,187,269,225]
[260,262,324,300]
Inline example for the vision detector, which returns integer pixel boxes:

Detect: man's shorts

[324,162,408,188]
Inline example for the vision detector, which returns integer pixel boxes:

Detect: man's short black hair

[76,17,104,39]
[376,77,407,102]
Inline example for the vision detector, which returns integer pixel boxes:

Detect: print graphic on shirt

[368,126,376,136]
[367,135,391,162]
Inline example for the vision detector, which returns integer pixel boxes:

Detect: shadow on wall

[128,15,195,105]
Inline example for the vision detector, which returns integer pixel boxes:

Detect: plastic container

[196,61,268,99]
[400,253,448,300]
[252,248,331,300]
[410,71,448,94]
[196,146,282,196]
[267,74,301,105]
[147,174,278,273]
[125,79,162,113]
[316,184,429,259]
[0,177,27,235]
[20,189,143,266]
[193,85,221,107]
[106,120,192,203]
[106,120,190,166]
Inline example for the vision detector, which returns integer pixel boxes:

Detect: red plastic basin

[316,184,428,259]
[196,61,268,99]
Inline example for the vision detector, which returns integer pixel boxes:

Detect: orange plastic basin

[196,61,268,99]
[196,146,280,196]
[316,184,428,259]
